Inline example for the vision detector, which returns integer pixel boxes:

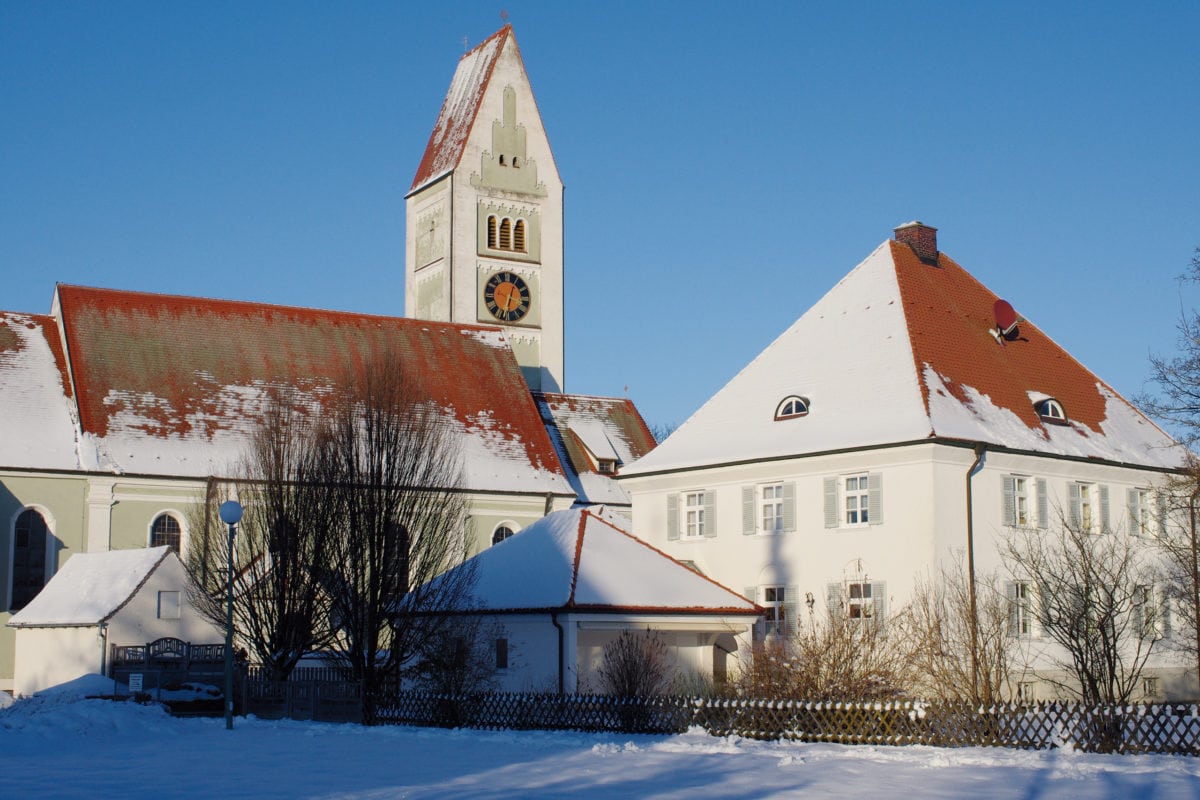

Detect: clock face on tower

[484,271,532,322]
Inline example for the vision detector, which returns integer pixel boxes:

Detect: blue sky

[3,2,1198,432]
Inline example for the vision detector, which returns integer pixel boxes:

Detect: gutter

[965,443,986,703]
[550,612,565,695]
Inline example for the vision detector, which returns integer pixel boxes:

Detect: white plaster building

[619,222,1193,700]
[431,507,759,693]
[7,547,221,697]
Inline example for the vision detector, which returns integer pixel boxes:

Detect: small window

[774,395,809,420]
[596,458,616,475]
[151,514,182,555]
[848,582,873,619]
[684,492,707,538]
[499,218,512,250]
[1035,398,1066,424]
[498,154,506,166]
[495,638,509,669]
[1143,676,1160,698]
[1017,681,1037,703]
[492,525,515,546]
[512,156,520,168]
[513,219,526,252]
[487,215,498,249]
[157,591,181,620]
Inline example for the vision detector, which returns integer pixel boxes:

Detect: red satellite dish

[992,299,1021,343]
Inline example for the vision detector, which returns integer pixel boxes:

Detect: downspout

[550,611,564,695]
[99,622,109,677]
[965,443,986,703]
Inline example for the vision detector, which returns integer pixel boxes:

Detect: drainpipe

[1190,483,1200,697]
[550,612,565,695]
[98,622,109,678]
[965,443,987,703]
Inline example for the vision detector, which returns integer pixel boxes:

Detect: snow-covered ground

[3,676,1199,799]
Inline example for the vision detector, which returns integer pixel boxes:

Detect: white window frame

[760,483,784,533]
[763,585,788,637]
[491,522,518,546]
[685,492,706,538]
[1009,580,1034,637]
[824,474,882,529]
[1012,476,1030,527]
[844,474,869,526]
[1070,482,1110,534]
[149,511,184,556]
[1016,681,1038,703]
[1129,488,1153,537]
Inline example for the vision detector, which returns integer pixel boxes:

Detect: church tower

[405,26,564,392]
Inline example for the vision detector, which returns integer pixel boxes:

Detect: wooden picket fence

[369,691,1200,755]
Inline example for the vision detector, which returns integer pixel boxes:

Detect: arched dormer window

[487,215,498,249]
[10,508,49,611]
[1035,398,1067,425]
[151,513,182,555]
[513,219,526,252]
[499,218,512,250]
[774,395,810,420]
[492,524,516,546]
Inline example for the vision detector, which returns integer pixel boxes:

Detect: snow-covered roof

[409,26,510,194]
[51,284,573,495]
[0,312,79,470]
[535,393,657,506]
[442,507,758,614]
[624,231,1187,476]
[7,547,171,628]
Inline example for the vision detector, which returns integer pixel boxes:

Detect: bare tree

[1002,519,1164,704]
[1138,247,1200,695]
[902,558,1016,702]
[597,630,675,697]
[735,597,908,701]
[1155,472,1200,669]
[410,617,505,695]
[186,394,337,680]
[314,356,475,715]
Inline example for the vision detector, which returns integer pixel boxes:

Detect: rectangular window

[1143,676,1160,698]
[760,484,784,533]
[1012,477,1029,526]
[844,474,869,525]
[495,638,509,670]
[764,586,786,636]
[157,591,181,620]
[1009,581,1033,637]
[847,582,872,619]
[1129,488,1153,536]
[685,492,706,538]
[1078,483,1094,532]
[1016,681,1037,703]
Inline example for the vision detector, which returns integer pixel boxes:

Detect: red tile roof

[893,241,1110,436]
[54,284,567,485]
[409,25,511,193]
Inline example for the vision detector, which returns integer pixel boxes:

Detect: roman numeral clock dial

[484,271,532,322]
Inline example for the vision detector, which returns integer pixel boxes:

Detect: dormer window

[1035,398,1067,424]
[596,458,617,475]
[775,395,810,420]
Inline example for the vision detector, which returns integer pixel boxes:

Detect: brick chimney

[894,221,938,264]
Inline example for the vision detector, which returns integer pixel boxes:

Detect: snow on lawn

[3,676,1199,799]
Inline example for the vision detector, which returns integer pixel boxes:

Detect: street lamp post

[219,500,243,731]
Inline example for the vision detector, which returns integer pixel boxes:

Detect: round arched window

[1035,398,1067,424]
[492,525,516,546]
[774,395,810,420]
[151,514,182,554]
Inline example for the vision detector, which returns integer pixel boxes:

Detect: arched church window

[513,219,526,252]
[492,525,516,546]
[10,508,49,611]
[499,218,512,250]
[151,513,182,555]
[487,216,498,249]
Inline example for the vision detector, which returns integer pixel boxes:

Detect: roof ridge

[54,283,510,334]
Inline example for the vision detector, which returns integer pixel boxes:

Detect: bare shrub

[597,630,675,697]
